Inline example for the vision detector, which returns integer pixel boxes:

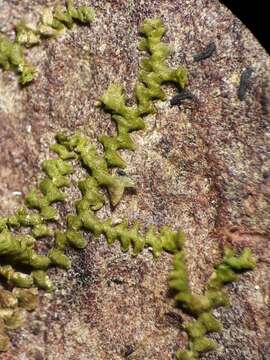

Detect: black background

[221,1,269,54]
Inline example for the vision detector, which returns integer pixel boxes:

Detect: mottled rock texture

[0,0,269,359]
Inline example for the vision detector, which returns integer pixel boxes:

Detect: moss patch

[0,1,95,84]
[170,246,256,359]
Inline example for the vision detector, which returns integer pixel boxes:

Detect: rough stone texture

[0,0,269,359]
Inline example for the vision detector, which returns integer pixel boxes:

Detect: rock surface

[0,0,269,359]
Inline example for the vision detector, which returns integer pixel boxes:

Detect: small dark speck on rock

[193,41,216,62]
[31,320,42,335]
[238,67,254,101]
[108,277,124,286]
[124,344,135,357]
[112,277,124,284]
[260,81,270,115]
[262,171,269,179]
[170,89,194,107]
[164,311,183,327]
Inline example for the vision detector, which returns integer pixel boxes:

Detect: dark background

[221,1,269,54]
